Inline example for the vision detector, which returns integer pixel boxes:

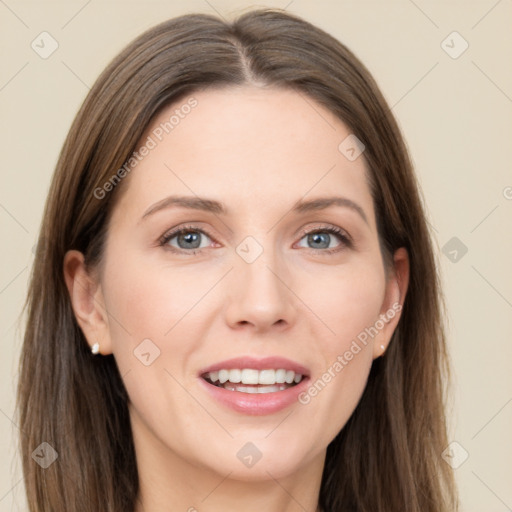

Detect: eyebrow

[141,195,369,225]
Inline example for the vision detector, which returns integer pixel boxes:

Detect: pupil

[180,232,200,249]
[310,233,329,249]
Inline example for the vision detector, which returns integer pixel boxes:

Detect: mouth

[198,358,311,415]
[201,368,306,394]
[197,357,310,413]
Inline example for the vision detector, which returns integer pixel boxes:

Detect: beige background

[1,1,511,510]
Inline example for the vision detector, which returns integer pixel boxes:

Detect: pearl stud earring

[91,342,100,355]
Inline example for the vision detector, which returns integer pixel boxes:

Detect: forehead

[112,85,374,224]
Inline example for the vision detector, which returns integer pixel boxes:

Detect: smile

[202,368,304,394]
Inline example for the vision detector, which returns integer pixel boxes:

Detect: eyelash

[158,224,353,256]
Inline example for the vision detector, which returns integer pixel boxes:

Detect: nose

[224,245,298,333]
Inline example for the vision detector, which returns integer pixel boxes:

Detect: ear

[63,250,112,355]
[372,247,410,359]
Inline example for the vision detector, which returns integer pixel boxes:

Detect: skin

[64,85,409,512]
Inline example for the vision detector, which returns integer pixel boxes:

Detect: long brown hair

[17,8,458,511]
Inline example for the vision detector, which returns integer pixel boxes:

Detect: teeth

[241,369,259,384]
[222,383,291,393]
[205,368,305,386]
[275,369,286,383]
[228,369,241,383]
[258,369,275,385]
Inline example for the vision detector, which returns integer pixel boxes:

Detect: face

[66,85,408,482]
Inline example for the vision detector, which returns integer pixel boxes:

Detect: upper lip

[199,356,310,377]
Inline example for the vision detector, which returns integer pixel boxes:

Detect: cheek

[99,252,207,435]
[100,248,224,392]
[102,250,206,343]
[302,256,386,343]
[295,258,384,432]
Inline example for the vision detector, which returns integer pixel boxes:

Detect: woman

[17,8,459,512]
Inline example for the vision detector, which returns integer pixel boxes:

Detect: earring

[91,342,100,355]
[380,344,385,354]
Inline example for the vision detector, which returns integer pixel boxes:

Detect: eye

[159,225,215,254]
[295,226,352,254]
[158,224,352,256]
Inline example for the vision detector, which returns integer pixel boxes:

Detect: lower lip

[198,376,310,415]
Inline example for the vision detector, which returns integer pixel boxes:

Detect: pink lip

[197,356,310,416]
[198,374,310,416]
[198,356,310,377]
